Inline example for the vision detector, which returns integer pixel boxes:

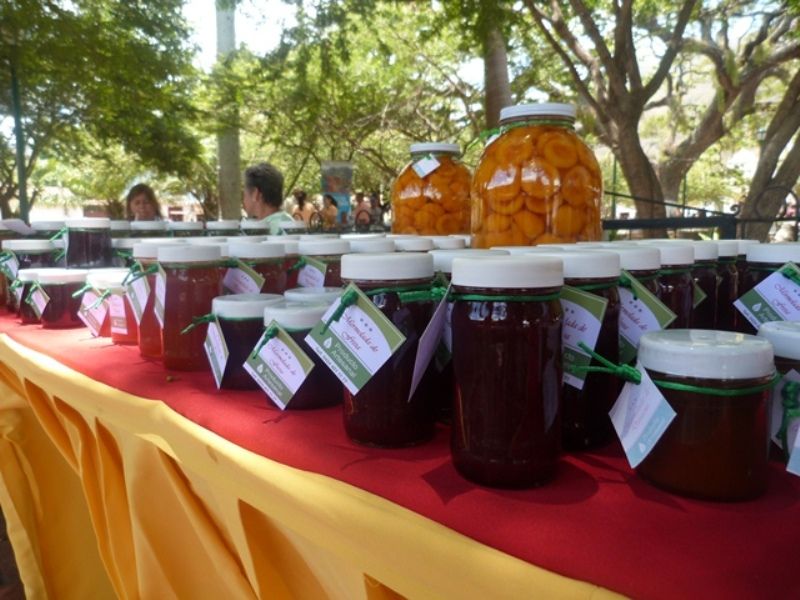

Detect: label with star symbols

[561,285,609,390]
[618,270,677,364]
[735,261,800,329]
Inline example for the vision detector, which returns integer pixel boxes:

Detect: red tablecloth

[3,315,798,599]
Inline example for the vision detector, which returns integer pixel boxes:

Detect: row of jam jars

[296,239,350,287]
[636,330,775,501]
[158,245,225,371]
[37,269,87,329]
[65,218,113,269]
[88,269,138,344]
[169,221,205,238]
[339,252,438,447]
[738,243,800,333]
[0,226,19,309]
[227,241,288,294]
[449,255,564,488]
[261,301,344,409]
[206,220,240,237]
[211,294,283,389]
[1,240,59,312]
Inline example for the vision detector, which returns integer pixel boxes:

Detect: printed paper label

[693,281,707,309]
[13,285,23,307]
[203,318,229,389]
[125,273,150,326]
[27,287,50,319]
[154,265,167,328]
[223,260,265,295]
[618,271,677,364]
[609,363,677,468]
[561,286,608,390]
[735,262,800,328]
[412,155,440,178]
[305,283,406,394]
[297,256,327,289]
[408,285,451,401]
[771,369,800,448]
[108,293,128,335]
[77,290,108,337]
[0,253,19,280]
[244,322,315,409]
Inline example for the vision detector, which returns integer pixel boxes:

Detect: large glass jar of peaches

[471,103,602,248]
[391,142,470,236]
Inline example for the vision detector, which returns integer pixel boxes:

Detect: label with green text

[561,285,609,390]
[223,260,265,295]
[618,271,677,364]
[297,256,328,288]
[735,261,800,328]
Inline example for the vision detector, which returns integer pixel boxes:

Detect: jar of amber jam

[532,251,621,450]
[296,239,350,287]
[158,245,224,371]
[687,241,720,330]
[211,293,283,389]
[228,241,287,294]
[645,243,695,329]
[758,321,800,460]
[472,103,602,248]
[30,220,65,240]
[637,330,775,501]
[89,269,138,345]
[240,220,271,236]
[347,238,396,254]
[393,237,435,253]
[205,220,240,237]
[16,269,41,325]
[38,268,88,329]
[168,221,204,238]
[340,252,438,447]
[450,255,564,487]
[110,220,131,239]
[715,240,739,331]
[261,301,343,409]
[391,142,471,236]
[65,218,112,269]
[283,287,342,305]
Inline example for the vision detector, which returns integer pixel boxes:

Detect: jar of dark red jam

[38,268,88,329]
[758,321,800,461]
[297,239,351,288]
[211,293,282,389]
[262,301,343,408]
[89,269,137,345]
[158,245,224,371]
[736,239,761,290]
[205,220,240,238]
[637,330,775,501]
[715,240,739,331]
[281,240,301,289]
[1,240,59,311]
[532,250,622,450]
[686,241,721,330]
[168,221,205,238]
[228,241,288,294]
[65,218,112,269]
[647,243,695,329]
[16,269,41,324]
[450,255,564,488]
[340,252,437,447]
[739,243,800,333]
[283,287,342,305]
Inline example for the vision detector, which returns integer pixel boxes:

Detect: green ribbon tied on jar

[778,381,800,462]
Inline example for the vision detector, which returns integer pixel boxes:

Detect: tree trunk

[215,2,242,220]
[483,27,512,129]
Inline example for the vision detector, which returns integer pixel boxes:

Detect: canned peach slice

[513,210,545,240]
[521,157,561,198]
[562,165,594,206]
[542,133,578,169]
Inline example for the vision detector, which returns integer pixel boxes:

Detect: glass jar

[110,220,131,239]
[296,239,351,287]
[16,269,41,325]
[131,220,168,238]
[89,269,137,344]
[158,245,224,371]
[715,240,739,331]
[391,142,471,236]
[205,220,240,237]
[168,221,205,238]
[111,238,140,268]
[637,330,775,501]
[227,241,287,294]
[2,240,59,312]
[37,268,88,329]
[594,245,661,297]
[393,237,435,253]
[283,287,342,305]
[65,218,112,269]
[688,241,720,330]
[347,238,396,254]
[240,220,271,236]
[471,103,602,248]
[647,243,695,329]
[340,252,438,447]
[262,301,343,408]
[131,243,164,359]
[30,220,65,240]
[450,255,564,487]
[736,239,761,290]
[739,243,800,333]
[281,240,301,290]
[212,293,283,389]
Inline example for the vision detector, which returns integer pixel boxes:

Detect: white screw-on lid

[536,243,579,250]
[133,243,175,259]
[157,245,222,263]
[639,329,775,380]
[65,218,111,229]
[263,300,328,329]
[299,234,338,240]
[228,241,286,259]
[205,220,240,230]
[574,242,610,248]
[168,221,204,231]
[297,239,350,256]
[267,234,300,241]
[409,142,460,156]
[131,221,168,232]
[386,234,419,240]
[425,236,466,250]
[16,269,40,283]
[341,252,434,281]
[212,293,283,320]
[449,234,472,244]
[184,237,227,245]
[240,219,271,230]
[758,321,800,361]
[394,237,435,252]
[452,256,563,289]
[500,102,576,123]
[746,243,800,264]
[30,220,65,231]
[430,249,508,274]
[490,245,558,255]
[738,239,761,255]
[526,250,621,279]
[36,268,88,285]
[86,269,128,291]
[340,233,386,240]
[716,240,739,257]
[110,220,131,230]
[348,238,396,253]
[281,241,299,255]
[2,240,55,252]
[284,287,343,304]
[111,238,141,250]
[689,241,719,261]
[588,246,661,271]
[641,243,695,266]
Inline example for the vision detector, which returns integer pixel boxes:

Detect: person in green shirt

[242,162,295,235]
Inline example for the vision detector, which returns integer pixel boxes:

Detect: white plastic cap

[281,241,299,255]
[240,220,270,230]
[386,234,419,240]
[133,243,173,260]
[110,220,131,231]
[639,330,774,380]
[425,236,466,250]
[299,234,338,240]
[30,221,65,231]
[86,269,128,291]
[111,238,141,250]
[341,253,434,281]
[131,221,168,232]
[452,256,563,289]
[746,243,800,264]
[157,245,222,263]
[283,287,343,305]
[298,239,350,256]
[588,246,660,271]
[184,237,226,245]
[525,250,621,279]
[267,234,300,241]
[490,245,558,255]
[16,269,40,283]
[212,293,283,319]
[228,241,285,259]
[500,103,576,123]
[758,321,800,361]
[738,239,761,255]
[394,237,435,252]
[641,243,695,266]
[205,220,240,231]
[340,233,386,240]
[348,238,396,253]
[689,241,719,261]
[263,300,328,329]
[429,249,508,274]
[36,268,88,285]
[168,221,204,231]
[65,218,111,229]
[2,240,55,252]
[716,240,739,258]
[409,142,460,155]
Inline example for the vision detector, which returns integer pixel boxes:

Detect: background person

[126,184,162,221]
[242,162,294,235]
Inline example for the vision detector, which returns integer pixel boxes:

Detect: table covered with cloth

[0,313,797,599]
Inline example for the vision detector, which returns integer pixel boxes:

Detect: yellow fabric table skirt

[0,334,616,599]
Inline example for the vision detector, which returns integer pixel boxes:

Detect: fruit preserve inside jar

[690,259,720,330]
[219,317,264,389]
[66,221,112,269]
[657,266,694,329]
[39,270,87,329]
[248,258,287,294]
[716,257,738,331]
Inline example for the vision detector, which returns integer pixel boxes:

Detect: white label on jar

[408,285,451,401]
[297,256,327,289]
[203,318,229,389]
[154,266,166,328]
[618,271,677,364]
[560,286,608,390]
[412,155,440,178]
[28,287,50,319]
[735,261,800,328]
[609,363,677,468]
[108,293,128,335]
[223,260,265,295]
[0,253,19,280]
[125,275,150,326]
[78,291,108,337]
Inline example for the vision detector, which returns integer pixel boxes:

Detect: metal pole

[9,49,28,223]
